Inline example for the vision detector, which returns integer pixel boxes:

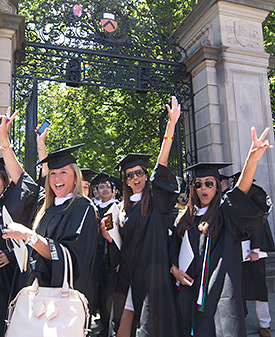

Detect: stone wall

[173,0,275,231]
[0,1,24,115]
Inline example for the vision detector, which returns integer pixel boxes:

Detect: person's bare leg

[117,309,134,337]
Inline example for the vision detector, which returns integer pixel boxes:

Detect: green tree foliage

[264,11,275,127]
[37,82,169,173]
[264,12,275,58]
[145,0,199,36]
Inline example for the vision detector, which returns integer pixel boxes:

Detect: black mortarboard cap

[114,153,152,171]
[36,144,84,170]
[109,174,123,192]
[91,172,112,186]
[80,168,99,182]
[219,174,230,182]
[230,171,256,187]
[185,162,232,179]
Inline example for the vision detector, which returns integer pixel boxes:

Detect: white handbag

[5,245,90,337]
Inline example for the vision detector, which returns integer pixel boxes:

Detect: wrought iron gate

[12,0,197,178]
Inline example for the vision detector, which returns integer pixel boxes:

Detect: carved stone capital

[0,12,25,52]
[184,24,215,54]
[0,0,17,14]
[185,45,219,73]
[225,19,260,49]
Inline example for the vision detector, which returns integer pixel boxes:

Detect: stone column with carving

[0,0,24,115]
[173,0,275,230]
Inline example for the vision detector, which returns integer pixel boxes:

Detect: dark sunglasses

[194,180,215,189]
[125,169,145,181]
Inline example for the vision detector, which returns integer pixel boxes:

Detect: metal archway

[13,0,197,178]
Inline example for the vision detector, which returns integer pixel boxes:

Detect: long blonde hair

[32,163,83,231]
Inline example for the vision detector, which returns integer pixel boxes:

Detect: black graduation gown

[0,185,15,337]
[0,173,44,336]
[0,240,15,337]
[242,219,275,302]
[170,187,271,337]
[112,163,180,337]
[93,201,119,326]
[32,196,98,313]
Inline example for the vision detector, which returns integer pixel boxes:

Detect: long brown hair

[0,170,9,194]
[121,165,151,217]
[177,177,221,238]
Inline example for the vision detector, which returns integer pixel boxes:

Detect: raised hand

[250,127,273,162]
[0,107,18,146]
[166,96,181,124]
[236,126,273,195]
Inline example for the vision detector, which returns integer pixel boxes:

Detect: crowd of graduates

[0,97,274,337]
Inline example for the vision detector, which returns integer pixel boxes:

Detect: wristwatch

[25,232,39,247]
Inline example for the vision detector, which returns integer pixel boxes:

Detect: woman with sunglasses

[169,128,273,337]
[101,96,181,337]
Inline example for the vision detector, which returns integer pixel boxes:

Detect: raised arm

[35,125,49,178]
[236,127,273,194]
[0,107,23,184]
[157,96,181,167]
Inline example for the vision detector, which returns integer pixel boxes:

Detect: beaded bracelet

[0,144,13,151]
[164,136,173,140]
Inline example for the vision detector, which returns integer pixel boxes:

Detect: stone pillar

[173,0,275,229]
[0,0,24,115]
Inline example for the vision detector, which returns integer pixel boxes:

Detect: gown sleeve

[168,229,181,269]
[150,163,179,214]
[1,171,45,227]
[222,185,272,240]
[107,241,120,270]
[249,220,275,252]
[33,199,98,294]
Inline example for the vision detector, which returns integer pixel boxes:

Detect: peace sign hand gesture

[250,127,273,162]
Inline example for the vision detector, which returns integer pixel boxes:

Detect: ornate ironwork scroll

[13,0,196,177]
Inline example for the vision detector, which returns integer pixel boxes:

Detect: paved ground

[91,292,275,336]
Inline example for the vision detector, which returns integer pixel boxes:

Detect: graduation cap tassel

[197,237,211,312]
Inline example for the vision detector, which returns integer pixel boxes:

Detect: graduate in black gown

[101,96,181,337]
[242,218,275,337]
[169,127,273,337]
[81,168,99,199]
[92,172,120,337]
[0,160,14,337]
[0,109,98,332]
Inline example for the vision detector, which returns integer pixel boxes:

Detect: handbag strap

[61,245,74,289]
[59,244,74,290]
[28,245,74,292]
